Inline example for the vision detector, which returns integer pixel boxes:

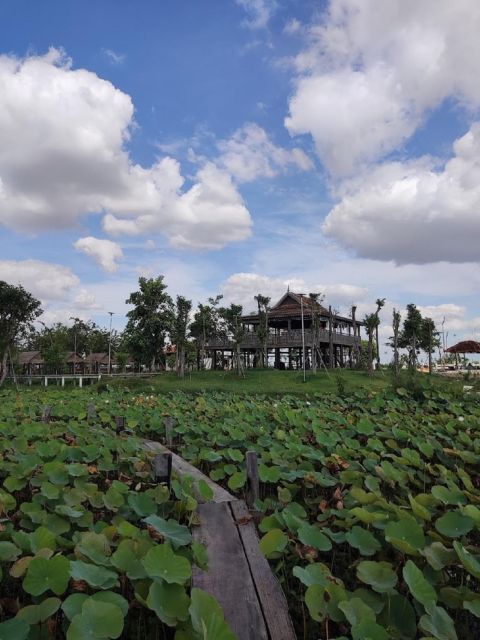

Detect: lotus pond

[1,384,480,640]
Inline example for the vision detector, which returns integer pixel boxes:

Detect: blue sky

[1,0,480,357]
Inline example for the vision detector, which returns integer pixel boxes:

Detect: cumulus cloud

[235,0,276,29]
[0,49,251,249]
[73,289,102,310]
[102,48,126,65]
[217,123,312,183]
[0,259,79,300]
[221,272,367,313]
[323,123,480,263]
[285,0,480,175]
[74,236,124,272]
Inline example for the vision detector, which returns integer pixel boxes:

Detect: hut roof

[85,352,110,364]
[445,340,480,354]
[18,351,44,365]
[65,352,84,363]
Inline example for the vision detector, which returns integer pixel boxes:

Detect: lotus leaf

[403,560,437,610]
[67,598,124,640]
[144,515,192,547]
[16,597,61,624]
[297,524,332,551]
[357,561,397,593]
[259,528,288,559]
[189,587,236,640]
[147,581,190,626]
[345,526,381,556]
[0,618,29,640]
[419,605,458,640]
[142,544,192,584]
[70,560,118,589]
[435,512,474,538]
[384,518,425,555]
[23,555,70,596]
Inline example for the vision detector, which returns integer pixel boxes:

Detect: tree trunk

[150,355,156,372]
[0,349,8,387]
[375,324,380,367]
[368,336,373,376]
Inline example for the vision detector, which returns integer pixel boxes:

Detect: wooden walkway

[144,440,296,640]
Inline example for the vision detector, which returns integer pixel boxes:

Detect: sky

[1,0,480,358]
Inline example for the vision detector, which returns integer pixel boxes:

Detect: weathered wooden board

[231,501,297,640]
[143,439,234,503]
[193,502,269,640]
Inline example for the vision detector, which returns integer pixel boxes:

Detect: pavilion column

[275,348,280,368]
[328,306,334,369]
[340,345,344,367]
[288,348,292,370]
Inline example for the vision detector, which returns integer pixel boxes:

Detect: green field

[1,381,479,639]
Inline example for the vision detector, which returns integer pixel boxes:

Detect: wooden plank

[143,439,234,503]
[231,501,297,640]
[245,451,259,509]
[192,502,269,640]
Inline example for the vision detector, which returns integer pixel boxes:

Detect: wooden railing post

[164,416,174,447]
[115,416,125,434]
[246,451,259,509]
[153,452,172,488]
[42,406,51,423]
[87,403,95,421]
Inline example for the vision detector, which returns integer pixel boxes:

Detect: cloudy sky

[1,0,480,356]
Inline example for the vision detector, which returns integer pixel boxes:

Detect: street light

[108,312,115,375]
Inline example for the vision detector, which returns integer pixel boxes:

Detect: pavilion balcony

[206,329,360,350]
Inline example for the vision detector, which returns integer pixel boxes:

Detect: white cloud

[217,123,313,182]
[235,0,276,29]
[285,0,480,175]
[73,289,102,310]
[0,49,251,249]
[323,123,480,263]
[102,48,126,65]
[0,259,79,301]
[74,236,124,272]
[221,272,368,313]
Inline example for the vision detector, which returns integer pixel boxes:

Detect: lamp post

[108,312,114,375]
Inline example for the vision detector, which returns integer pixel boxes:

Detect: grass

[102,368,462,396]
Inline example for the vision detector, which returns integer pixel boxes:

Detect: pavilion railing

[206,329,360,350]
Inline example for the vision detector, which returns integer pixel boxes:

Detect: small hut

[65,352,85,375]
[445,340,480,369]
[18,351,45,375]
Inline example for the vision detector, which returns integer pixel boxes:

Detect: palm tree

[374,298,386,367]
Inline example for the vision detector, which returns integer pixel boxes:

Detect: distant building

[205,291,362,369]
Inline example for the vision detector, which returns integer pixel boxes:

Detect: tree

[0,281,42,386]
[219,303,245,376]
[391,309,401,377]
[363,313,379,376]
[124,276,174,371]
[309,293,325,374]
[374,298,386,366]
[190,295,223,369]
[398,304,424,370]
[172,295,192,378]
[254,294,270,368]
[420,317,440,375]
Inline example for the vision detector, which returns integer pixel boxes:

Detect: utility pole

[108,312,114,375]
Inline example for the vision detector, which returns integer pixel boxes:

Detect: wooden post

[164,416,174,446]
[42,406,51,423]
[153,452,172,488]
[246,451,259,509]
[87,403,95,421]
[115,416,125,434]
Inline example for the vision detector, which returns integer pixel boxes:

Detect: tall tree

[172,295,192,378]
[374,298,386,366]
[254,294,270,368]
[0,281,42,386]
[363,312,379,376]
[398,304,424,370]
[190,295,223,369]
[309,292,325,374]
[392,309,401,377]
[124,276,174,371]
[219,303,245,376]
[420,317,440,375]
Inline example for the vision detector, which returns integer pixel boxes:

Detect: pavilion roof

[445,340,480,354]
[242,291,356,324]
[18,351,44,365]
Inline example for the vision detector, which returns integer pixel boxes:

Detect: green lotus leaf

[0,618,29,640]
[67,599,124,640]
[422,542,457,571]
[351,619,389,640]
[304,584,326,622]
[384,518,425,555]
[30,526,56,553]
[352,589,384,615]
[55,505,84,518]
[70,560,118,589]
[9,556,33,578]
[23,555,70,596]
[191,542,209,571]
[144,515,192,547]
[298,524,332,551]
[43,461,69,485]
[357,561,398,593]
[431,485,466,506]
[419,605,458,640]
[403,560,437,610]
[339,597,375,626]
[350,507,388,524]
[293,563,331,587]
[0,489,17,513]
[408,494,432,521]
[40,481,60,499]
[345,526,381,556]
[0,541,21,561]
[259,464,282,483]
[67,463,88,477]
[198,479,214,501]
[453,541,480,579]
[378,592,417,639]
[259,528,288,559]
[62,594,89,621]
[189,587,235,640]
[227,470,246,491]
[110,539,149,579]
[464,599,480,618]
[16,597,61,624]
[127,492,156,517]
[4,476,26,492]
[435,512,474,538]
[90,592,129,617]
[103,488,124,511]
[142,544,191,584]
[75,532,111,566]
[147,581,190,626]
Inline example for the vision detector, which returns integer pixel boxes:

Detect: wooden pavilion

[206,291,362,370]
[18,351,45,375]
